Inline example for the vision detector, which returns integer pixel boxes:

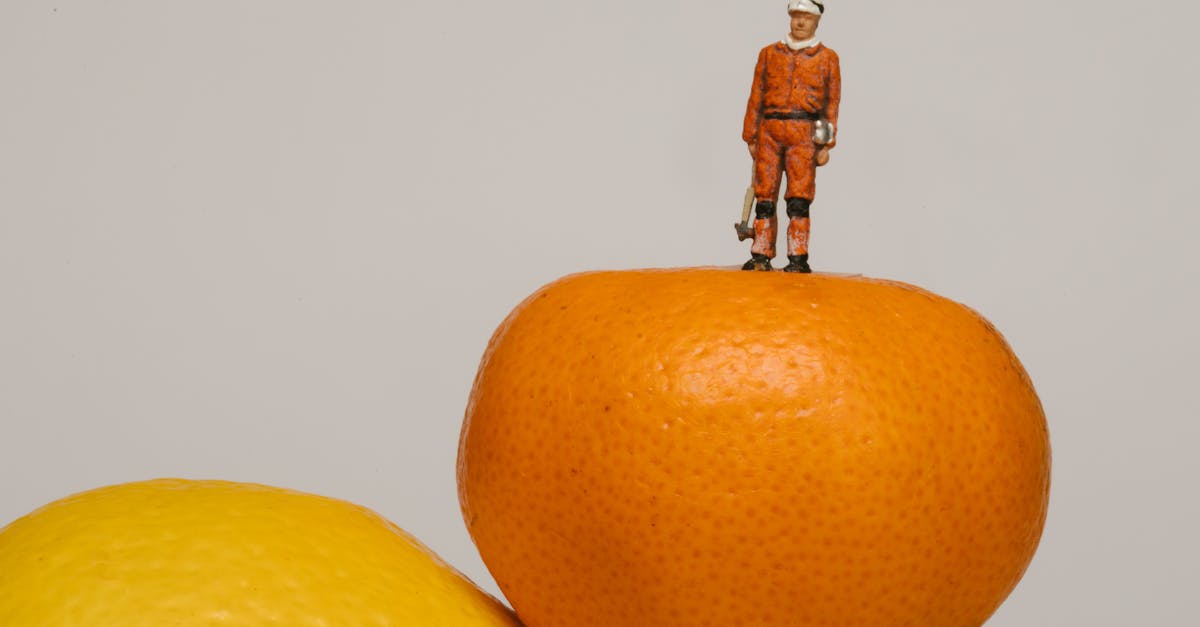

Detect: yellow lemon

[0,479,521,626]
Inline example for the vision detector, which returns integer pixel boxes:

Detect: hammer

[735,162,756,241]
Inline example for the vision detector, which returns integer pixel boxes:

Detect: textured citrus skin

[458,268,1050,627]
[0,479,521,626]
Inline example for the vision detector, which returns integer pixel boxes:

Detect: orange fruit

[458,269,1050,627]
[0,479,521,626]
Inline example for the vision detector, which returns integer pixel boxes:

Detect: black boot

[741,253,773,271]
[783,254,811,273]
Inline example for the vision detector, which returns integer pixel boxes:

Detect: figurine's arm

[743,47,768,155]
[824,50,842,149]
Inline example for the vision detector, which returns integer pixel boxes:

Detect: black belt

[763,111,821,121]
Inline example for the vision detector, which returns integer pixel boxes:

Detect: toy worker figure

[742,0,841,273]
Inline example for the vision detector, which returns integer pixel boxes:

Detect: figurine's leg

[753,123,785,204]
[743,200,777,271]
[744,123,785,271]
[784,198,812,274]
[781,128,817,202]
[782,130,817,274]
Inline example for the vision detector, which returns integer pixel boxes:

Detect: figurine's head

[787,0,824,40]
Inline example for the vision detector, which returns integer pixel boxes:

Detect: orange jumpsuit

[743,42,841,259]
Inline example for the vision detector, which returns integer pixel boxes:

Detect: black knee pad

[786,198,811,219]
[754,200,777,220]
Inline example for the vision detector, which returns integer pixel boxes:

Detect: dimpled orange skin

[458,268,1050,627]
[0,479,522,626]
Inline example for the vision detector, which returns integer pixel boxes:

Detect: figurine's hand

[815,146,831,167]
[748,143,757,159]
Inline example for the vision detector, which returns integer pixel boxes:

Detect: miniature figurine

[739,0,841,273]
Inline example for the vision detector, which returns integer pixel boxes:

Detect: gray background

[2,1,1196,624]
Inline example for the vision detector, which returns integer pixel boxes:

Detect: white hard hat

[787,0,825,15]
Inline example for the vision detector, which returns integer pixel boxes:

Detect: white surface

[1,1,1197,624]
